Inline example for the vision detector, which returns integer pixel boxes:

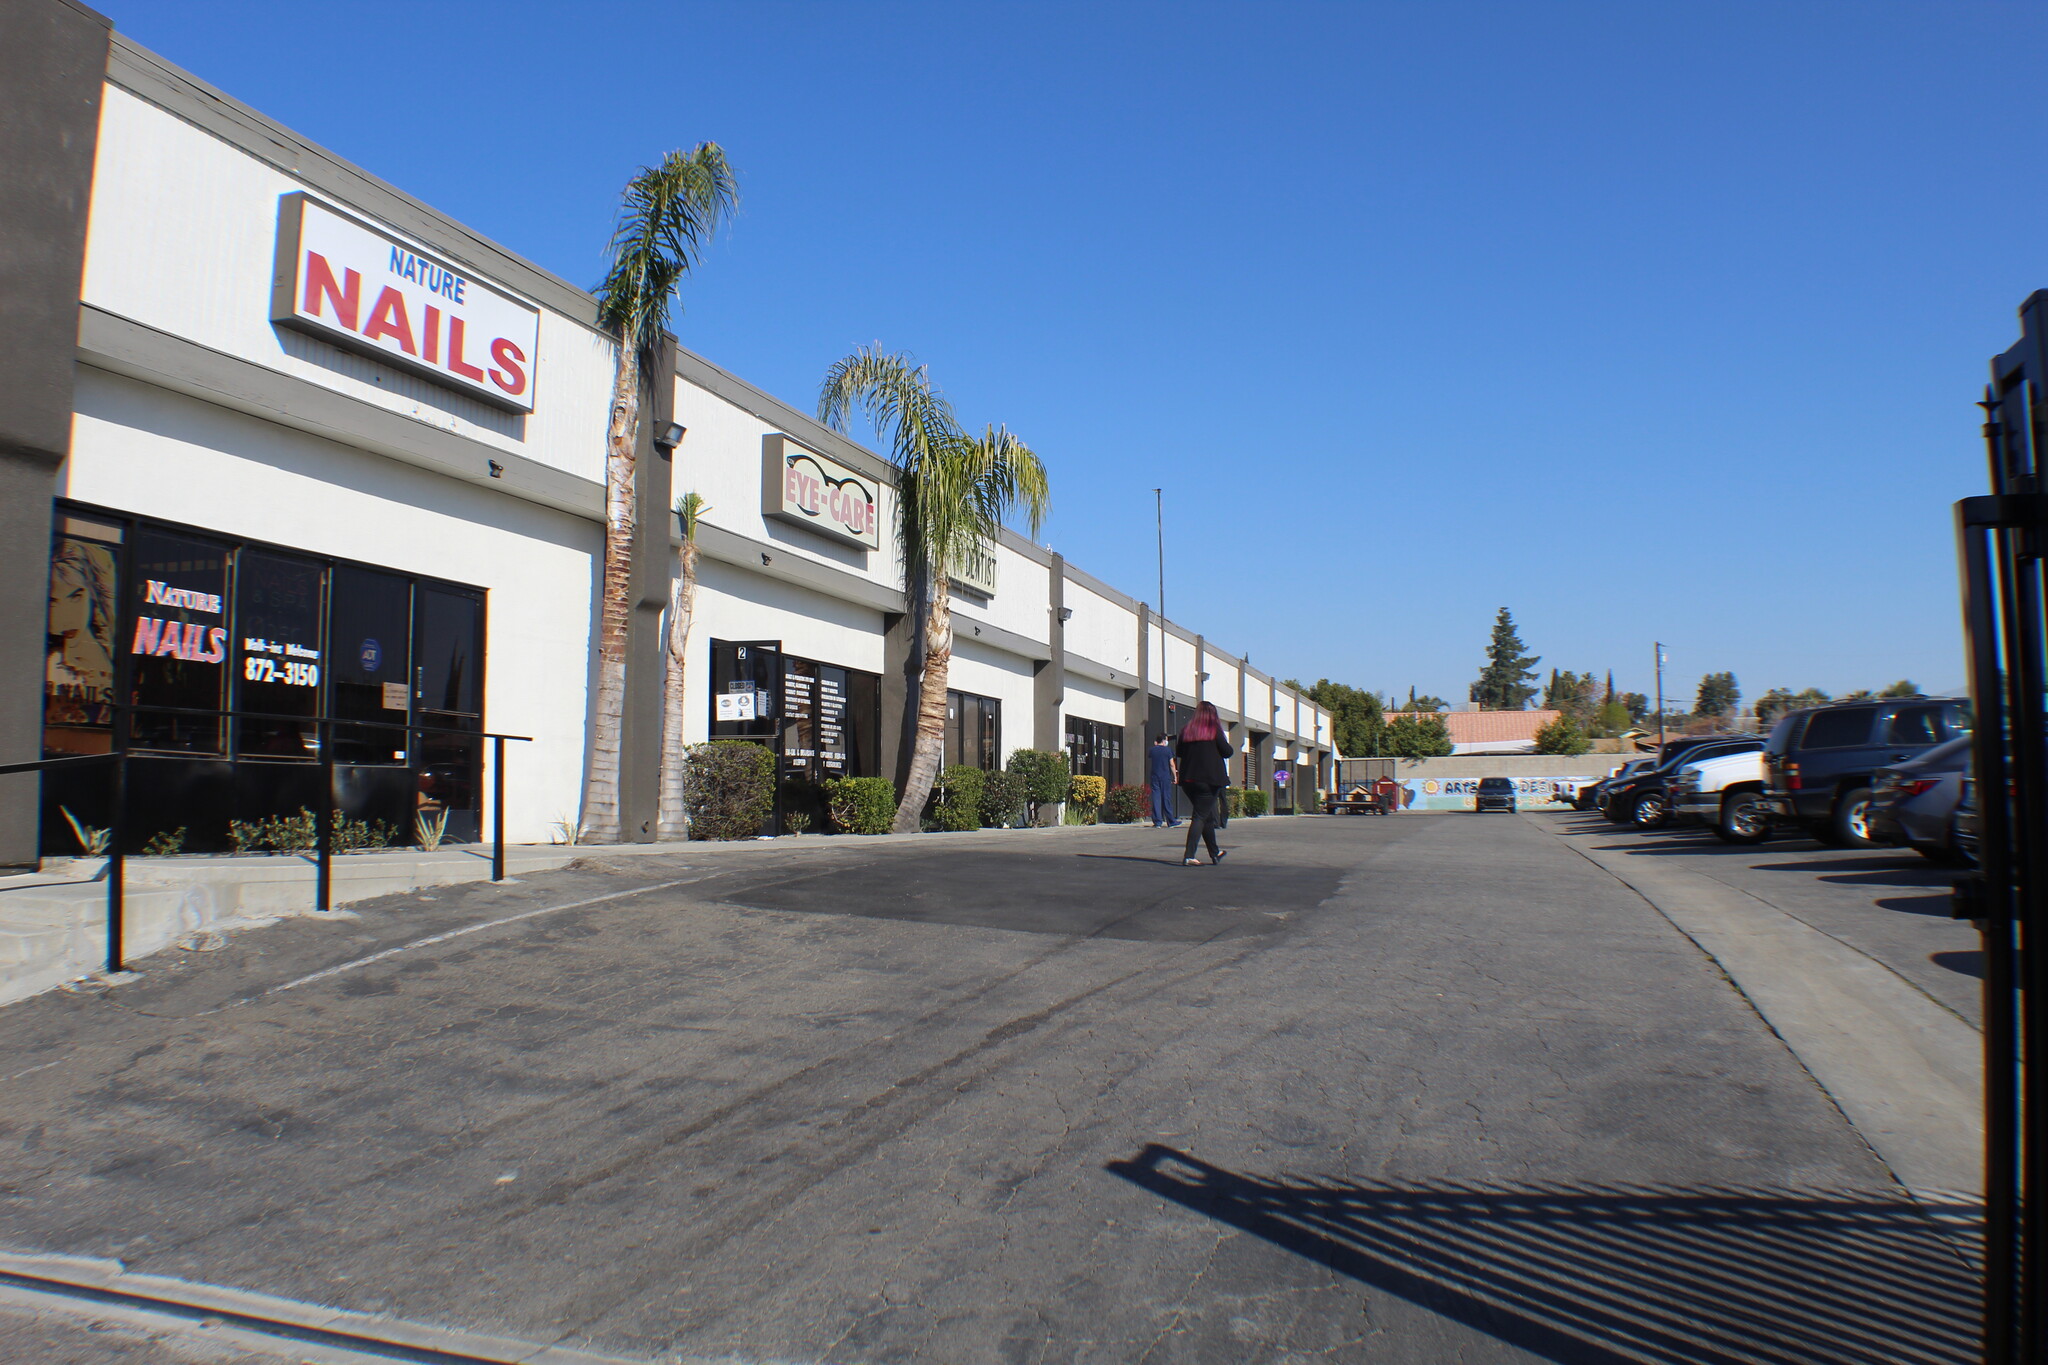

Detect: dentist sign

[271,192,540,413]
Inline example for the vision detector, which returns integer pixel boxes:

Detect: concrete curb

[1540,818,1983,1224]
[0,1248,687,1363]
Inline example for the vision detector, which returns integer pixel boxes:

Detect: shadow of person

[1106,1144,1976,1365]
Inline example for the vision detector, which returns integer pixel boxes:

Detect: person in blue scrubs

[1146,731,1179,827]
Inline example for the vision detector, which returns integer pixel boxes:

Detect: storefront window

[44,518,122,757]
[415,586,484,840]
[946,691,1001,770]
[1064,716,1124,784]
[329,565,412,764]
[129,527,230,754]
[235,550,325,759]
[712,639,881,833]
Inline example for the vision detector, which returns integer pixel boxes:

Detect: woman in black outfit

[1175,700,1233,866]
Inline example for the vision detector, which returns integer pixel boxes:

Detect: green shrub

[1242,788,1270,817]
[141,827,186,856]
[825,776,895,834]
[684,740,776,840]
[1532,713,1593,756]
[1224,788,1247,818]
[1101,784,1144,824]
[333,816,396,852]
[1007,749,1071,825]
[979,769,1026,828]
[1069,774,1106,810]
[935,765,986,832]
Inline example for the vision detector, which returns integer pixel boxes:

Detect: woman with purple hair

[1174,700,1233,866]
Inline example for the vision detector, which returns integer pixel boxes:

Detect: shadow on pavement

[1932,950,1984,979]
[1108,1144,1976,1365]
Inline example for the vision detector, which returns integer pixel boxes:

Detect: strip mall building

[1,3,1334,863]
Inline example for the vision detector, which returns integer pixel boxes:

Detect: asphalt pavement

[0,813,1979,1364]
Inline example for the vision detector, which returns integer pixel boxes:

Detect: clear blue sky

[117,1,2048,708]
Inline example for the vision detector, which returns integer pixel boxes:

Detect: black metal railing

[0,702,531,975]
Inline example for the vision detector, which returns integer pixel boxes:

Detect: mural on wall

[1398,777,1599,811]
[45,535,119,732]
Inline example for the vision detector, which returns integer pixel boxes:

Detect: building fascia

[78,305,600,519]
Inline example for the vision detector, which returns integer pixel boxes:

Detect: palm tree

[819,347,1049,833]
[580,145,737,843]
[658,491,709,838]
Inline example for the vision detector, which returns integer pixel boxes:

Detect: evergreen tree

[1543,668,1599,723]
[1880,679,1920,698]
[1471,608,1540,710]
[1532,713,1593,756]
[1384,712,1453,758]
[1694,671,1740,718]
[1401,687,1448,712]
[1618,692,1650,722]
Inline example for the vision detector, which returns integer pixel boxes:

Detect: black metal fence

[0,702,530,975]
[1958,290,2048,1364]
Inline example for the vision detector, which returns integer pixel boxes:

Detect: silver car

[1869,735,1972,865]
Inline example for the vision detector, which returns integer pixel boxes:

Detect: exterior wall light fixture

[761,552,773,566]
[654,422,686,452]
[487,460,504,478]
[1058,607,1073,623]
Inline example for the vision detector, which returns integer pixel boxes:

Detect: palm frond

[596,143,739,360]
[676,491,710,543]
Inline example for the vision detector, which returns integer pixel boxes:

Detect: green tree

[1384,713,1454,758]
[1880,679,1920,698]
[1532,713,1593,756]
[1400,687,1448,712]
[1589,699,1633,737]
[1289,678,1384,756]
[1543,669,1600,724]
[1694,671,1740,719]
[1471,608,1540,710]
[821,348,1050,833]
[583,145,737,843]
[1618,692,1650,723]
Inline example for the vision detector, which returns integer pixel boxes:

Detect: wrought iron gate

[1960,290,2048,1363]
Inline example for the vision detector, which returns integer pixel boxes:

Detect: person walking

[1176,700,1233,866]
[1146,731,1179,827]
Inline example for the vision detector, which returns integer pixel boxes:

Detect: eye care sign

[761,434,882,549]
[272,193,540,413]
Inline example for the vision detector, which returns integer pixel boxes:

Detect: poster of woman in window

[45,536,119,740]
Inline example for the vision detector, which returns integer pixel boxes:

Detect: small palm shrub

[684,740,776,840]
[1101,784,1145,824]
[141,827,186,856]
[935,766,986,832]
[979,769,1026,828]
[825,776,895,834]
[1007,749,1071,826]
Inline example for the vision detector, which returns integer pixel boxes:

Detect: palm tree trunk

[892,572,951,832]
[657,536,700,838]
[581,343,642,844]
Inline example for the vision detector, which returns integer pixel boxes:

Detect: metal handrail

[0,701,532,974]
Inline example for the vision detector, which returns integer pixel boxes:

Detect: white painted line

[270,879,699,995]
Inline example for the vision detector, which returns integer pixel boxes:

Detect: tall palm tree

[658,491,709,838]
[580,145,736,843]
[819,347,1050,833]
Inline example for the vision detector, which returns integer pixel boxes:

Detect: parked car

[1582,758,1653,812]
[1670,748,1772,844]
[1474,777,1517,813]
[1604,736,1764,830]
[1760,697,1971,847]
[1868,735,1973,864]
[1954,777,1979,866]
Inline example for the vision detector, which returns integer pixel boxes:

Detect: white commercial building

[3,6,1333,861]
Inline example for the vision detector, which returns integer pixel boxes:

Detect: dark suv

[1760,698,1971,847]
[1602,735,1762,829]
[1474,777,1516,813]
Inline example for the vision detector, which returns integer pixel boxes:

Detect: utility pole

[1654,641,1667,749]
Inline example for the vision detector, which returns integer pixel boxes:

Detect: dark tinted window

[1766,713,1802,754]
[1478,777,1513,790]
[130,527,230,754]
[329,565,412,764]
[1884,706,1943,747]
[1800,709,1875,749]
[235,551,324,759]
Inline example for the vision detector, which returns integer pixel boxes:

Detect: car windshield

[1478,778,1512,790]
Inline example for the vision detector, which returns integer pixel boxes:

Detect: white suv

[1670,750,1772,844]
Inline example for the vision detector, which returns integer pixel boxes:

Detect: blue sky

[117,1,2048,708]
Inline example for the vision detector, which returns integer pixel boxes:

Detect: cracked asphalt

[0,813,1978,1363]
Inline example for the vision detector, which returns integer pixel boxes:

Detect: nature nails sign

[761,435,881,549]
[272,193,540,412]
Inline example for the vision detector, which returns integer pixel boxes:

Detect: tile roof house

[1388,709,1561,754]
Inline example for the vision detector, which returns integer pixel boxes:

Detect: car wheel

[1713,790,1771,845]
[1831,787,1878,848]
[1630,791,1669,830]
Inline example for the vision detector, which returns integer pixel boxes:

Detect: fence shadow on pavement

[1106,1144,1977,1365]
